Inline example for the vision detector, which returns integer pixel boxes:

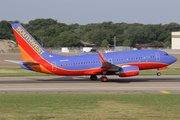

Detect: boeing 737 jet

[5,23,177,82]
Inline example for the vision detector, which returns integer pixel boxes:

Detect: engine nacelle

[119,66,139,77]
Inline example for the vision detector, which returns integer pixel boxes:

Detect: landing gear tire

[157,72,161,76]
[101,77,108,82]
[90,75,97,80]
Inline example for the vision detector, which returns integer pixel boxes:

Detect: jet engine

[118,66,139,77]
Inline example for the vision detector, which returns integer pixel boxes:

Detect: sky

[0,0,180,25]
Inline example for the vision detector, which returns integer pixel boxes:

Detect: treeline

[1,18,180,47]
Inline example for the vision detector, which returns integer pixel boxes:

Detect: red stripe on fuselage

[120,62,168,70]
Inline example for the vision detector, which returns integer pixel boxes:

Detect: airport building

[172,32,180,49]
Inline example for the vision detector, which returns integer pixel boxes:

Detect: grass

[0,65,179,77]
[139,65,180,75]
[0,94,180,120]
[0,67,53,77]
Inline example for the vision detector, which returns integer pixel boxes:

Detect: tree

[123,39,131,46]
[164,41,171,47]
[101,39,109,47]
[149,41,163,47]
[50,31,81,47]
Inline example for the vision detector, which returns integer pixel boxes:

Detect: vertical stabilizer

[11,23,64,62]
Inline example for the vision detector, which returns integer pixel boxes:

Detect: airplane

[5,23,177,82]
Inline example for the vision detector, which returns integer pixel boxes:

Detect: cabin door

[51,61,57,71]
[155,52,160,61]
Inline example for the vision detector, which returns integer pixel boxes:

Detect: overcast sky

[0,0,180,25]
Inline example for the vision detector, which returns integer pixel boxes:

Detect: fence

[3,46,175,53]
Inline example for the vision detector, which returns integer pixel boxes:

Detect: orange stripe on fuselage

[29,63,53,74]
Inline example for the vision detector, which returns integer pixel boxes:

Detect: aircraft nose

[171,55,177,63]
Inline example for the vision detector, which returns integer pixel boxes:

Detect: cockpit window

[164,53,169,56]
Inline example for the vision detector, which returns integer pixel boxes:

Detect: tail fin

[11,23,64,62]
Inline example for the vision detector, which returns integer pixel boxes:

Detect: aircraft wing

[97,51,121,71]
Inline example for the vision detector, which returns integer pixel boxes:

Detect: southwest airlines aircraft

[6,23,177,82]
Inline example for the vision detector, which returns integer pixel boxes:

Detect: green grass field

[0,65,179,77]
[0,94,180,120]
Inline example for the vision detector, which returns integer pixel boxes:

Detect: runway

[0,75,180,94]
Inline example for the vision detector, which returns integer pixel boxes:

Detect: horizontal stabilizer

[4,60,23,64]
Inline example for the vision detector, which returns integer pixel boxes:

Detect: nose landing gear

[157,68,161,76]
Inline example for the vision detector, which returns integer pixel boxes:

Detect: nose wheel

[157,72,161,76]
[90,75,97,80]
[157,68,161,76]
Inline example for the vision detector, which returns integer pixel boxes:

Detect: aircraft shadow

[0,76,179,84]
[36,76,180,83]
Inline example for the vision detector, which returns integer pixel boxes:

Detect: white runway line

[1,87,180,91]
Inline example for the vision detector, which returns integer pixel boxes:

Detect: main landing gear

[157,68,161,76]
[101,76,108,82]
[90,75,97,80]
[90,75,108,82]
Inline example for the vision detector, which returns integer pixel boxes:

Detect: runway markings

[160,90,171,94]
[0,87,179,91]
